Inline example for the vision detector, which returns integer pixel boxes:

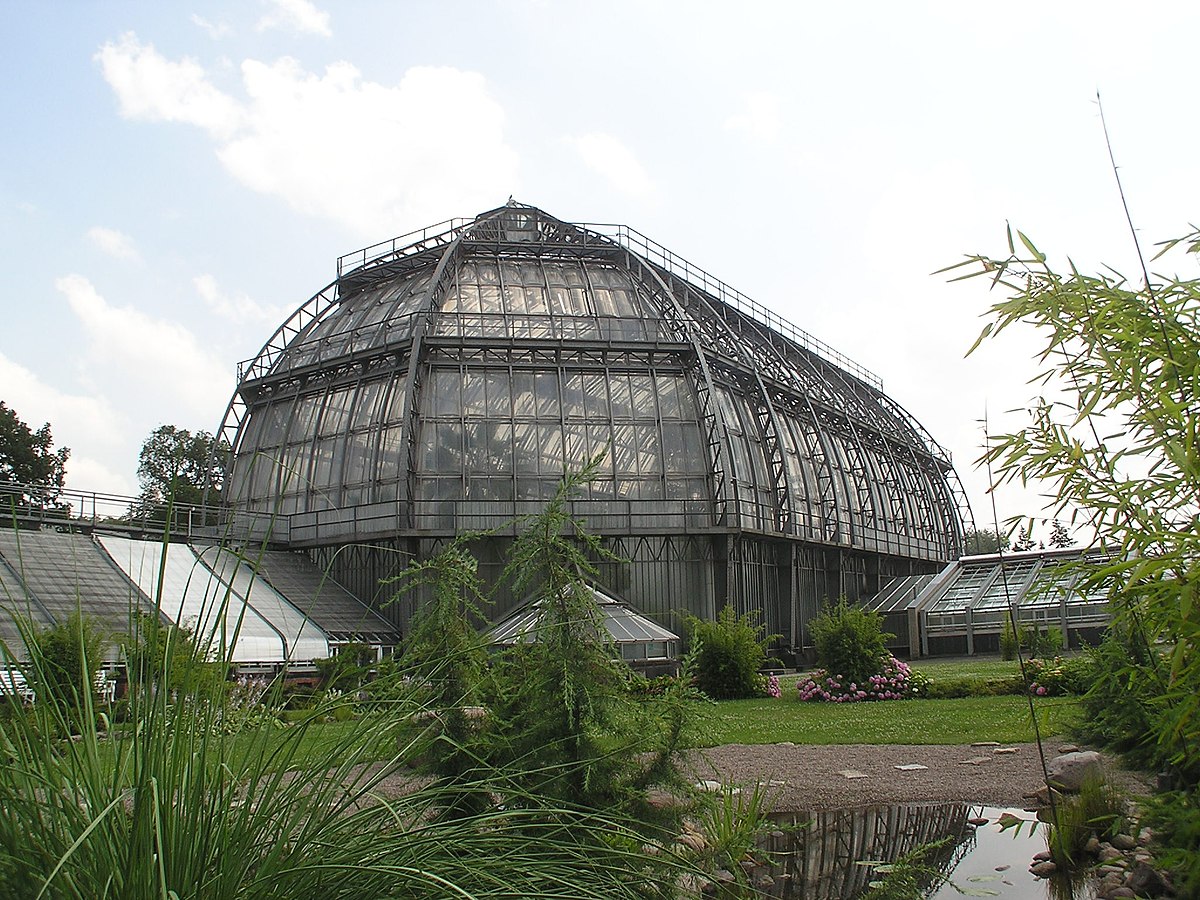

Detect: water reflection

[758,804,1096,899]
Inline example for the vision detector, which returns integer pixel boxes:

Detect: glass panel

[561,373,586,418]
[461,372,485,416]
[609,374,633,419]
[512,371,536,417]
[429,370,460,417]
[377,426,405,480]
[350,381,383,430]
[629,375,655,417]
[635,424,663,474]
[485,370,512,418]
[611,423,638,476]
[537,423,563,474]
[535,371,560,417]
[582,373,608,419]
[656,375,681,419]
[513,422,540,474]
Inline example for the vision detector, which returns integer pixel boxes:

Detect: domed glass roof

[220,202,969,563]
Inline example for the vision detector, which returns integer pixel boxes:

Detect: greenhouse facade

[217,202,971,657]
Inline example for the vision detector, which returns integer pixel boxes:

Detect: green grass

[694,694,1079,746]
[908,655,1024,680]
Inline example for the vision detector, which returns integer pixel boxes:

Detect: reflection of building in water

[764,803,976,899]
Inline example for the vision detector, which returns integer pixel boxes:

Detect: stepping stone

[960,756,991,765]
[837,770,868,779]
[894,763,928,771]
[993,747,1019,755]
[972,741,1000,747]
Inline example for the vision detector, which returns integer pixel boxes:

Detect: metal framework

[215,202,971,644]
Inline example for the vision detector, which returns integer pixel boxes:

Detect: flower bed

[796,655,918,702]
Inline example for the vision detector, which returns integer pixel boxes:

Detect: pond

[753,803,1096,899]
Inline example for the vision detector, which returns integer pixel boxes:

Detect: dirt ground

[686,741,1152,812]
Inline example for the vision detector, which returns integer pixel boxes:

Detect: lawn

[694,693,1079,747]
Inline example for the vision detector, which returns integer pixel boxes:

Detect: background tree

[962,527,1009,555]
[133,425,224,518]
[1011,526,1037,552]
[1048,519,1074,548]
[953,224,1200,893]
[0,401,69,510]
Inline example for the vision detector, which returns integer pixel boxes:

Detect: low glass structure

[868,548,1111,656]
[218,202,971,653]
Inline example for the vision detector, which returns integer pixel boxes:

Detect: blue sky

[2,1,1197,540]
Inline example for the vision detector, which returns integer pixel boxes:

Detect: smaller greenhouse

[867,548,1111,657]
[488,584,680,675]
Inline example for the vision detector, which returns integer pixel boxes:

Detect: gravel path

[687,742,1151,812]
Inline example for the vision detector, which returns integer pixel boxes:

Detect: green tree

[1048,519,1074,548]
[962,527,1009,555]
[132,425,224,519]
[952,224,1200,890]
[26,613,106,733]
[0,401,69,510]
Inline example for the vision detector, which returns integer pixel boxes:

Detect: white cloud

[96,33,245,140]
[96,35,519,236]
[256,0,332,37]
[191,14,233,40]
[723,92,782,143]
[0,353,132,495]
[194,274,286,325]
[55,274,234,420]
[564,133,655,199]
[87,226,141,262]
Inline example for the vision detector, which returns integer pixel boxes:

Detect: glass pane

[429,370,460,417]
[512,371,536,416]
[535,371,560,417]
[582,373,607,419]
[485,370,512,418]
[461,372,485,416]
[609,374,633,419]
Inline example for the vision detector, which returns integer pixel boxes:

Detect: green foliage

[859,839,953,900]
[917,674,1026,699]
[1023,654,1093,696]
[0,400,69,509]
[963,527,1009,555]
[954,224,1200,886]
[313,641,376,693]
[25,613,106,730]
[0,556,691,899]
[808,597,893,688]
[999,618,1019,660]
[683,604,776,700]
[1045,774,1123,867]
[132,424,225,519]
[1145,789,1200,898]
[123,612,224,698]
[955,226,1200,787]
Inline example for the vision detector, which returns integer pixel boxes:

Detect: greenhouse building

[217,202,972,659]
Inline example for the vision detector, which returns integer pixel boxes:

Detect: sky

[2,1,1198,544]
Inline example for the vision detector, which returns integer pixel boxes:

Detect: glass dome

[217,202,971,648]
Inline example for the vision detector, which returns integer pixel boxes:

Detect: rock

[1111,833,1137,851]
[837,770,868,779]
[1032,850,1053,862]
[1104,888,1135,899]
[1030,860,1058,877]
[1099,846,1124,863]
[960,756,991,766]
[1058,743,1080,753]
[1127,861,1170,896]
[993,746,1019,755]
[1045,750,1103,792]
[752,874,775,890]
[894,763,927,771]
[1138,826,1154,846]
[1085,835,1102,854]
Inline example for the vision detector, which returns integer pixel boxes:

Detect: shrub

[918,674,1026,700]
[684,605,776,700]
[808,597,893,688]
[1024,655,1093,696]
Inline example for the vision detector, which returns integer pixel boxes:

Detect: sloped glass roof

[489,584,679,646]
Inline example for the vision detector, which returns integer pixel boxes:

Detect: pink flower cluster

[796,656,914,703]
[1029,683,1049,696]
[766,674,781,698]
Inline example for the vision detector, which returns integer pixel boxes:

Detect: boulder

[1045,750,1103,792]
[1126,862,1170,897]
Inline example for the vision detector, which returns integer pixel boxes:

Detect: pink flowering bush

[796,655,917,702]
[753,673,782,698]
